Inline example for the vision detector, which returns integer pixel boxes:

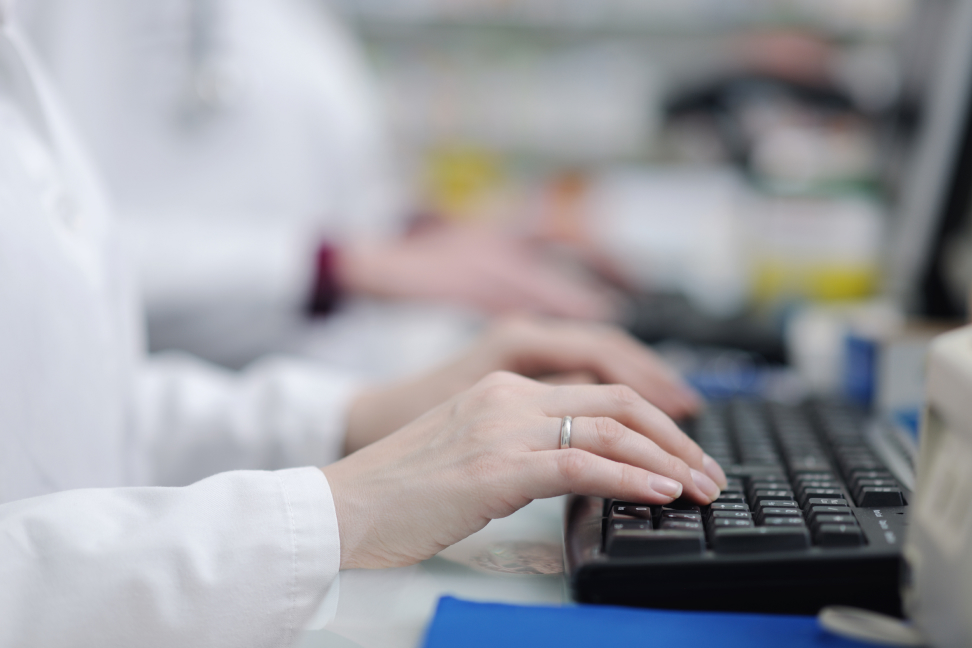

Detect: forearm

[343,349,492,454]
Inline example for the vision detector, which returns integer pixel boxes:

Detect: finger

[534,416,719,503]
[537,370,598,386]
[496,319,700,418]
[518,448,683,503]
[537,383,724,488]
[539,383,701,462]
[589,334,702,417]
[568,329,701,418]
[448,258,586,317]
[486,255,616,321]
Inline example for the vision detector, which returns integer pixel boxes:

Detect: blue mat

[423,597,881,648]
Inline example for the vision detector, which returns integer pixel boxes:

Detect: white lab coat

[0,13,352,646]
[19,0,413,370]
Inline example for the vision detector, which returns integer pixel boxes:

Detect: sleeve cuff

[275,466,342,637]
[308,242,344,316]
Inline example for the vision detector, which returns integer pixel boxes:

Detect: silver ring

[560,416,572,449]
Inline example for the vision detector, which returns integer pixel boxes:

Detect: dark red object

[308,242,342,316]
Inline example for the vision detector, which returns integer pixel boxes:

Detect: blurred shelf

[331,0,912,43]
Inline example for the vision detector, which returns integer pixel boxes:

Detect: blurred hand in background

[343,315,701,454]
[337,223,622,321]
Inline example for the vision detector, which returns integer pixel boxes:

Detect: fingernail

[703,453,728,490]
[691,469,721,502]
[650,474,683,499]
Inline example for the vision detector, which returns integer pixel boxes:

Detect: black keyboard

[564,400,910,616]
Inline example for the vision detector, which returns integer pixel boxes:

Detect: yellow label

[425,146,503,219]
[752,260,878,302]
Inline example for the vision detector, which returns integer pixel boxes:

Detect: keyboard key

[661,501,702,514]
[660,520,703,532]
[841,458,884,471]
[748,473,789,485]
[788,456,831,472]
[711,518,754,528]
[797,481,842,492]
[808,505,853,521]
[711,510,752,520]
[794,472,837,483]
[709,503,749,514]
[762,517,806,527]
[611,500,658,509]
[728,467,783,480]
[711,526,810,554]
[854,478,899,490]
[800,489,846,506]
[811,514,857,530]
[815,524,865,547]
[763,470,790,479]
[611,504,653,520]
[800,487,845,499]
[757,500,800,511]
[853,480,901,501]
[606,528,705,558]
[849,470,892,486]
[748,478,787,492]
[757,508,801,524]
[661,511,702,522]
[753,489,795,503]
[713,493,746,504]
[857,487,906,507]
[806,498,847,508]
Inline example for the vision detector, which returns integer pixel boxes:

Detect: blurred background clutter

[23,0,971,427]
[326,0,965,414]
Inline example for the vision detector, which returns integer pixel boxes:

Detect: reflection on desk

[296,496,568,648]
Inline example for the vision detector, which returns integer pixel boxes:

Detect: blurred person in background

[19,0,618,376]
[0,8,718,645]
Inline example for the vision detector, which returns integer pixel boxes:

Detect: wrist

[334,241,388,299]
[319,463,362,570]
[343,351,493,456]
[343,386,385,455]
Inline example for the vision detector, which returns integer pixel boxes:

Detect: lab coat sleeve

[135,351,362,487]
[121,216,323,322]
[0,467,340,648]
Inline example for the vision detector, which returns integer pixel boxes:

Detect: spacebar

[607,530,705,558]
[712,527,810,554]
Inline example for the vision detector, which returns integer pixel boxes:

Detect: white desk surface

[296,496,569,648]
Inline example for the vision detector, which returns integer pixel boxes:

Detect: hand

[336,225,619,321]
[342,316,701,453]
[323,371,727,570]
